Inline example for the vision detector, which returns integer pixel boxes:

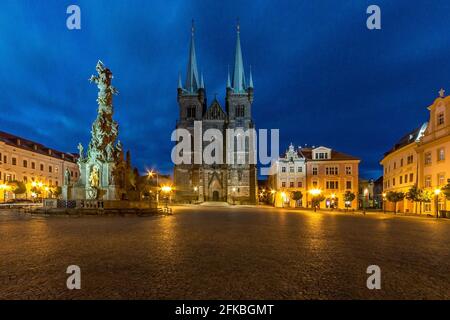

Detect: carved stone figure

[89,166,100,188]
[64,168,71,186]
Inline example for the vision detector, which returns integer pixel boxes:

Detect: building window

[235,105,245,118]
[345,166,352,175]
[407,155,414,164]
[297,181,302,188]
[12,157,17,165]
[425,176,431,188]
[31,162,35,169]
[49,165,53,173]
[404,174,408,184]
[23,160,28,168]
[393,162,397,169]
[289,167,294,173]
[297,167,302,173]
[424,203,432,213]
[315,152,328,160]
[23,176,28,182]
[289,182,294,188]
[326,181,339,190]
[346,181,352,189]
[425,152,432,165]
[3,156,7,164]
[400,176,403,184]
[438,173,445,186]
[400,158,404,167]
[281,181,286,188]
[392,178,396,186]
[409,173,414,183]
[437,112,445,126]
[40,164,44,171]
[326,166,338,175]
[186,106,196,118]
[281,167,286,173]
[312,181,318,187]
[312,167,318,175]
[437,148,445,162]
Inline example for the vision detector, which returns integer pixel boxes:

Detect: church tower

[225,22,257,204]
[174,21,206,202]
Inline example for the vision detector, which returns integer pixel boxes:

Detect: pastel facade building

[269,145,360,209]
[0,131,79,200]
[381,89,450,214]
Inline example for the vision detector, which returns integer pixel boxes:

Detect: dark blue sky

[2,0,450,178]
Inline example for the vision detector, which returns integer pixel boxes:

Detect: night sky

[2,0,450,178]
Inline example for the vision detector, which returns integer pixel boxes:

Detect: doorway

[212,191,219,201]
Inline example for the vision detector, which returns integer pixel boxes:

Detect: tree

[343,191,356,210]
[10,181,27,197]
[291,191,303,207]
[311,194,325,212]
[386,191,405,214]
[418,190,433,214]
[441,180,450,200]
[406,186,421,214]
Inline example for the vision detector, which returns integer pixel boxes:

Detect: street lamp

[148,170,159,204]
[382,192,387,214]
[309,188,322,212]
[434,188,441,218]
[161,185,172,208]
[0,183,10,203]
[363,188,369,215]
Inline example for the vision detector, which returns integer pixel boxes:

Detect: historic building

[268,143,307,206]
[174,23,257,204]
[269,144,360,209]
[381,89,450,214]
[0,131,79,200]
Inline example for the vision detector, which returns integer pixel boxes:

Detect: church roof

[204,99,226,120]
[0,131,78,163]
[185,21,200,93]
[231,23,247,93]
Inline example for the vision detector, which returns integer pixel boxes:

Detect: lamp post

[193,186,199,203]
[382,192,387,214]
[309,188,322,212]
[232,187,236,205]
[161,185,172,209]
[363,188,369,215]
[148,170,159,205]
[434,188,441,219]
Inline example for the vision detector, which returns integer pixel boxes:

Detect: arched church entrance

[212,191,220,201]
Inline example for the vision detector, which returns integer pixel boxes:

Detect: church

[174,22,257,204]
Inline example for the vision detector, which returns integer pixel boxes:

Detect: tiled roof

[299,147,360,161]
[0,131,78,163]
[383,122,427,157]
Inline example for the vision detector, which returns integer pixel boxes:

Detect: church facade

[174,23,257,204]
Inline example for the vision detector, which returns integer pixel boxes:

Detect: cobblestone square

[0,207,449,299]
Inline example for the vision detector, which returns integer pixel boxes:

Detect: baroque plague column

[63,61,133,201]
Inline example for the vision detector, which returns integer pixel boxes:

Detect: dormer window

[437,112,445,126]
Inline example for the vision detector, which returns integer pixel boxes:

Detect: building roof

[0,131,78,163]
[383,122,428,157]
[299,147,360,161]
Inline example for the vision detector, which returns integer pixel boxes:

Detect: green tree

[291,191,303,207]
[10,180,27,197]
[418,190,433,214]
[386,191,405,214]
[343,191,356,210]
[406,186,421,214]
[311,194,325,212]
[441,180,450,200]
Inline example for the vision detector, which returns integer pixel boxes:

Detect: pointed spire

[200,72,204,89]
[248,65,254,88]
[178,72,183,89]
[185,19,200,93]
[232,18,246,93]
[227,65,231,88]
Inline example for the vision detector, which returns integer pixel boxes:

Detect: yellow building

[0,131,79,201]
[381,89,450,214]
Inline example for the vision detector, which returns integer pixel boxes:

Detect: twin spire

[180,20,253,94]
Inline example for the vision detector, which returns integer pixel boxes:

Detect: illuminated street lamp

[434,188,441,218]
[147,169,159,204]
[382,192,387,214]
[161,185,172,208]
[309,188,322,212]
[0,183,11,203]
[363,188,369,215]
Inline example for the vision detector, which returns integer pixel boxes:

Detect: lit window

[345,166,352,175]
[12,157,17,165]
[346,181,352,189]
[312,167,318,175]
[437,112,445,126]
[425,176,431,188]
[289,182,294,188]
[438,174,445,186]
[425,152,432,165]
[438,148,445,161]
